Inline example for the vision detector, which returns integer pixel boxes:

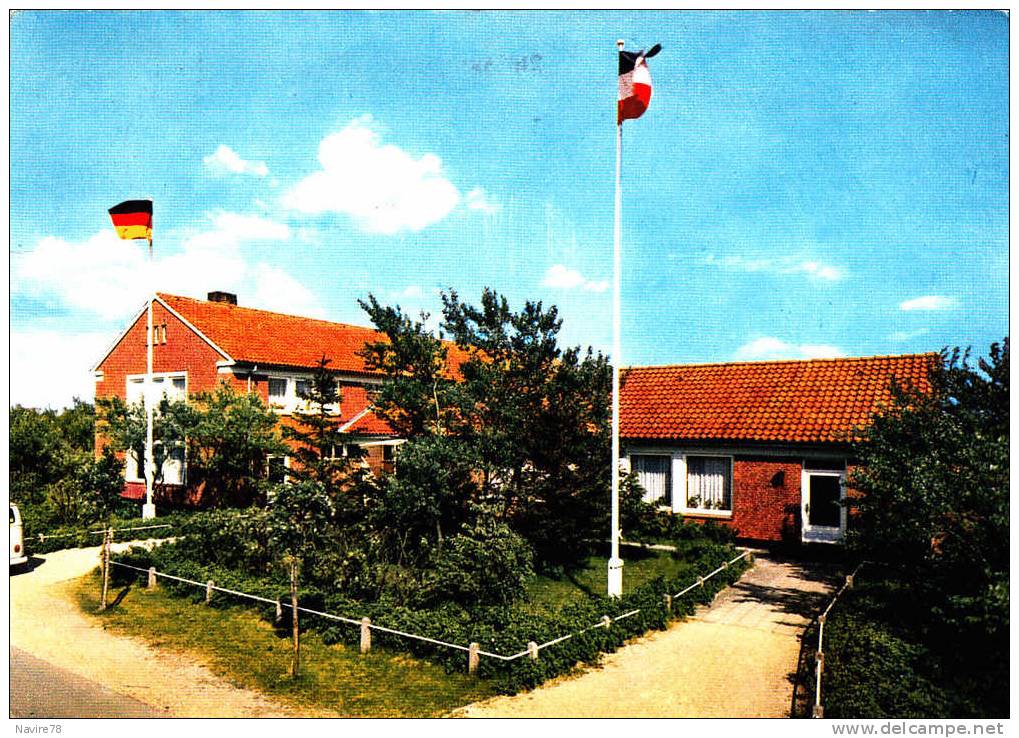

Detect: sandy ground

[9,543,323,718]
[11,545,836,719]
[459,554,838,718]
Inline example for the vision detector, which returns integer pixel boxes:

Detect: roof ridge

[157,292,380,333]
[623,352,938,372]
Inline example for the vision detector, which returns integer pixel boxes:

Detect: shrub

[110,535,746,694]
[418,512,534,608]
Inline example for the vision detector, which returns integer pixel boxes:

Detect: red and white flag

[618,44,661,124]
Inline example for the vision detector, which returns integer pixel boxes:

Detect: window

[295,379,310,399]
[685,456,732,513]
[267,455,289,484]
[631,454,671,504]
[126,373,186,405]
[382,445,395,462]
[268,378,288,404]
[125,443,185,486]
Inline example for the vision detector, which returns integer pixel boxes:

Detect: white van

[10,503,28,568]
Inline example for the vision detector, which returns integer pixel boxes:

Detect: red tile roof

[159,293,468,376]
[620,353,936,445]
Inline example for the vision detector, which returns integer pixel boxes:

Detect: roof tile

[621,354,935,445]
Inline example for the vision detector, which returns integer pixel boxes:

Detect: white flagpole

[607,39,626,598]
[142,229,157,520]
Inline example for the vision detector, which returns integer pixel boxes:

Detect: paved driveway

[461,552,839,718]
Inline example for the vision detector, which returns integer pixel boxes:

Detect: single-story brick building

[619,354,934,544]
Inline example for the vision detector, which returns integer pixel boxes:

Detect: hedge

[110,540,746,694]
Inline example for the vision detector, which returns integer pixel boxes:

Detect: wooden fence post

[205,580,214,604]
[275,598,283,624]
[147,567,157,589]
[697,576,705,588]
[527,641,539,660]
[663,593,672,613]
[290,558,300,677]
[468,642,480,675]
[99,527,112,611]
[602,615,612,629]
[360,617,372,655]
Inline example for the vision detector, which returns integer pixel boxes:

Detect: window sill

[678,509,733,520]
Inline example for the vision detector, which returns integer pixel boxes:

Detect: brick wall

[729,456,803,542]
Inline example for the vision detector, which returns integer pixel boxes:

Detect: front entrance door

[801,469,846,543]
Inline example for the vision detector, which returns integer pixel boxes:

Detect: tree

[265,478,334,677]
[362,288,612,570]
[98,384,285,508]
[847,340,1008,713]
[281,356,366,514]
[848,339,1008,581]
[440,289,612,569]
[357,295,455,437]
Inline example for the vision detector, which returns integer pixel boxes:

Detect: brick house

[619,354,934,544]
[92,291,428,503]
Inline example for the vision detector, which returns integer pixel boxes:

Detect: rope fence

[108,548,753,674]
[812,561,866,718]
[27,523,174,543]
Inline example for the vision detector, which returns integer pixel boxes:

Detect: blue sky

[9,10,1009,408]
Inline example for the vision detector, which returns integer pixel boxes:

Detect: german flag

[108,199,153,241]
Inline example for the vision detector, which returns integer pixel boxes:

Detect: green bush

[418,512,534,608]
[822,572,1008,718]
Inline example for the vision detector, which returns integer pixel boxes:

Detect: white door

[801,469,846,543]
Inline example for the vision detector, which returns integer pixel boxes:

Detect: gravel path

[9,544,314,718]
[460,553,839,718]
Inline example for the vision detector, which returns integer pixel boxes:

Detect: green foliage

[848,340,1008,582]
[367,436,479,562]
[822,571,1007,718]
[281,356,367,510]
[10,400,99,509]
[113,534,745,694]
[839,341,1008,717]
[11,401,126,530]
[265,479,335,563]
[440,290,611,555]
[418,510,534,608]
[358,295,455,437]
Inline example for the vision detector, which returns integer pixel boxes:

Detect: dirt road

[9,544,310,718]
[459,553,838,718]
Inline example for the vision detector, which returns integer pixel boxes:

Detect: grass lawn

[71,575,498,717]
[525,546,698,615]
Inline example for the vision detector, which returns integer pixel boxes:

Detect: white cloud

[14,212,319,325]
[795,261,844,281]
[465,188,501,215]
[899,295,956,311]
[400,285,424,299]
[12,213,328,407]
[542,264,609,293]
[705,254,845,282]
[203,144,269,178]
[734,337,847,362]
[10,330,110,409]
[889,328,929,341]
[282,115,461,234]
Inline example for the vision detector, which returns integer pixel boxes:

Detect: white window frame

[625,450,734,518]
[679,454,734,518]
[125,371,188,406]
[629,453,673,508]
[265,373,340,416]
[266,454,291,484]
[125,441,186,486]
[124,372,188,485]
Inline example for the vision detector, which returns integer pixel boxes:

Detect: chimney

[207,291,237,306]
